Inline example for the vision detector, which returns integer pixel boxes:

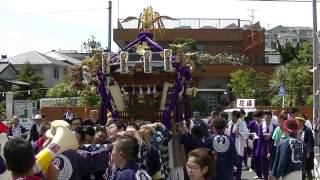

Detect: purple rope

[97,68,117,124]
[110,31,163,62]
[162,58,192,130]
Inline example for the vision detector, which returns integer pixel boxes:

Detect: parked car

[222,108,257,121]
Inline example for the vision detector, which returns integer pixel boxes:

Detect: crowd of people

[0,107,316,180]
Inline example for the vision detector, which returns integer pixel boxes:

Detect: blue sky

[0,0,318,56]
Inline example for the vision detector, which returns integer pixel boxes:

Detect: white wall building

[1,51,71,88]
[265,25,313,49]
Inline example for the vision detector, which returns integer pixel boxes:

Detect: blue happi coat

[272,136,303,178]
[204,132,237,180]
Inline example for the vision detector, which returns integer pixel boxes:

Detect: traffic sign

[278,83,286,96]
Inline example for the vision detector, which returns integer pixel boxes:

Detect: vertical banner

[119,51,128,74]
[163,49,172,72]
[102,52,110,74]
[143,50,152,73]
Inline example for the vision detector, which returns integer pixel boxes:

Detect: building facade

[265,25,313,50]
[1,51,71,88]
[114,18,274,111]
[115,18,265,65]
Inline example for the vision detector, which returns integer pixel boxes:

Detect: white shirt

[272,116,279,126]
[12,125,22,138]
[305,120,313,130]
[65,112,74,120]
[226,120,249,156]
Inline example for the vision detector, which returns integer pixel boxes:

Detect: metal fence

[118,18,251,30]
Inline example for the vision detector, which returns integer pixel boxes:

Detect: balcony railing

[118,18,251,30]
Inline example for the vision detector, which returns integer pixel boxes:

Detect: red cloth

[36,136,45,150]
[0,122,8,133]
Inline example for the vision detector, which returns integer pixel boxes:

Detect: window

[53,67,59,79]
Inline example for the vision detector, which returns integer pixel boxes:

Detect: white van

[222,108,257,122]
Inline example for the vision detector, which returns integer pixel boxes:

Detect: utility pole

[312,0,319,143]
[117,0,120,21]
[247,8,256,62]
[108,1,112,53]
[267,23,272,49]
[247,8,256,26]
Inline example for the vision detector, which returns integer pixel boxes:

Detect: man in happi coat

[248,111,264,178]
[295,116,314,180]
[205,117,237,180]
[226,110,249,180]
[255,110,276,180]
[272,120,304,180]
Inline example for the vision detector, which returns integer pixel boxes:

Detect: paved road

[242,169,261,180]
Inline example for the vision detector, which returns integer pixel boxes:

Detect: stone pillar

[5,92,13,119]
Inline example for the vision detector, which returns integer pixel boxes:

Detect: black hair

[240,108,246,115]
[83,126,95,137]
[72,126,85,140]
[245,112,254,123]
[4,139,35,176]
[232,110,241,119]
[95,126,107,134]
[213,117,227,130]
[109,120,125,130]
[115,135,139,161]
[191,126,204,139]
[302,113,308,120]
[253,110,264,118]
[264,110,272,116]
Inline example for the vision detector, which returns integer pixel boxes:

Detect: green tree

[80,85,101,108]
[198,53,250,65]
[0,84,5,101]
[270,59,312,106]
[0,102,4,119]
[46,83,77,98]
[297,42,312,65]
[69,65,85,91]
[17,62,45,100]
[82,35,102,53]
[276,39,300,64]
[228,68,271,105]
[11,85,24,99]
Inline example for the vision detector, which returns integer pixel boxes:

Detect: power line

[0,0,316,17]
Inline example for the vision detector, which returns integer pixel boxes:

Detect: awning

[0,79,30,86]
[196,88,228,93]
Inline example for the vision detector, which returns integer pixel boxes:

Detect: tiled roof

[0,61,10,73]
[45,50,81,65]
[1,51,70,66]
